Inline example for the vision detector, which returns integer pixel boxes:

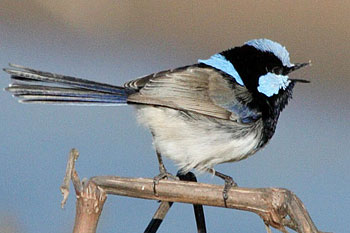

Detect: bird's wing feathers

[124,69,171,90]
[127,66,260,122]
[208,73,261,122]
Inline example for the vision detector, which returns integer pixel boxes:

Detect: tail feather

[4,64,133,105]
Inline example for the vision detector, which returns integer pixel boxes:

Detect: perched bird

[3,38,309,200]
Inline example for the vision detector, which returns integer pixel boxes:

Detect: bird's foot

[222,175,237,204]
[210,169,238,207]
[153,171,178,196]
[153,150,178,196]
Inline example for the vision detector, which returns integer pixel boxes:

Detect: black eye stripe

[220,45,284,91]
[271,66,283,75]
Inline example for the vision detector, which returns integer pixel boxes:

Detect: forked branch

[61,149,327,233]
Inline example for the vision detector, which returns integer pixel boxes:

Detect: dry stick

[144,172,207,233]
[60,148,81,208]
[61,149,107,233]
[91,176,323,233]
[72,181,107,233]
[144,200,174,233]
[61,149,327,233]
[177,172,207,233]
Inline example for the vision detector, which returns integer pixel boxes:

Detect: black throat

[258,81,295,145]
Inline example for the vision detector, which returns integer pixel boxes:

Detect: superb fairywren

[3,38,310,200]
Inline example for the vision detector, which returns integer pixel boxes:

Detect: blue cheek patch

[198,54,244,86]
[257,72,291,97]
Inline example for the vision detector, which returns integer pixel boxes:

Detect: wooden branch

[145,201,174,233]
[61,149,107,233]
[90,176,321,232]
[72,181,107,233]
[177,172,207,233]
[61,149,328,233]
[145,172,207,233]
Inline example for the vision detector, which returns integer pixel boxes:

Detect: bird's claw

[222,177,238,205]
[209,169,238,207]
[153,172,178,196]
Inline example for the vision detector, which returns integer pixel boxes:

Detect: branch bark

[61,149,328,233]
[60,149,107,233]
[91,176,321,232]
[144,172,207,233]
[72,181,107,233]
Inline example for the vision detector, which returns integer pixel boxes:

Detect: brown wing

[126,66,249,120]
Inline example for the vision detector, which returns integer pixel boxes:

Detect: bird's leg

[156,151,168,175]
[153,151,177,195]
[208,168,238,206]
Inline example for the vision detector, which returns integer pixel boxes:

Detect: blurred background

[0,1,349,232]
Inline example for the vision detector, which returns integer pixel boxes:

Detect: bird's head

[199,38,310,98]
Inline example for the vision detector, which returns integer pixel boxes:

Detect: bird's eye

[271,66,283,75]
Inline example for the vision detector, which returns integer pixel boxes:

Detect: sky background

[0,1,349,232]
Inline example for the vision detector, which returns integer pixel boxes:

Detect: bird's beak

[285,60,311,83]
[285,61,311,74]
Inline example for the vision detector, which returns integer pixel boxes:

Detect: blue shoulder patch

[257,72,291,97]
[198,53,244,86]
[229,104,260,123]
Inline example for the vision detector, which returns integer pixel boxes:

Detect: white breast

[136,106,263,173]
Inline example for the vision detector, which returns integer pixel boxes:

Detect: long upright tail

[3,64,134,105]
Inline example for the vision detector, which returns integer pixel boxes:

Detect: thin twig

[265,223,273,233]
[60,148,80,208]
[60,149,107,233]
[144,201,173,233]
[177,172,206,233]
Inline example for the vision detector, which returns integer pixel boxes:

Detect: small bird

[4,38,309,200]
